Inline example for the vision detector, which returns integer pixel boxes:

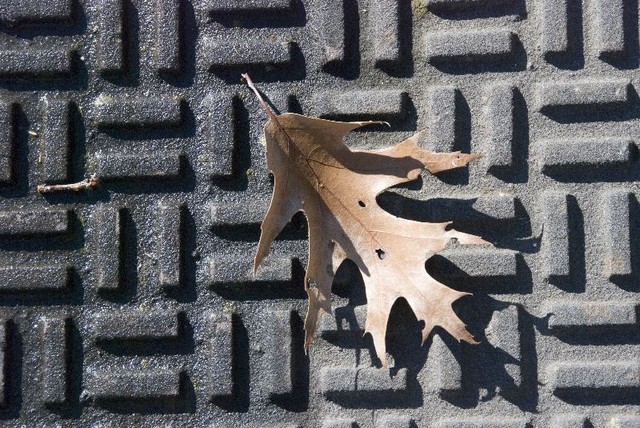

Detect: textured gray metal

[0,0,638,426]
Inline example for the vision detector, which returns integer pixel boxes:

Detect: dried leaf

[245,74,488,367]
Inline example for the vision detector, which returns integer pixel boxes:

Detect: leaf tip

[304,332,314,354]
[465,335,480,345]
[252,254,262,277]
[458,326,479,345]
[412,130,426,141]
[456,151,483,166]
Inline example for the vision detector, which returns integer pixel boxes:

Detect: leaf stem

[241,73,278,122]
[242,72,294,158]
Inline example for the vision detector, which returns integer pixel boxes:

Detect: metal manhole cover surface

[0,0,638,426]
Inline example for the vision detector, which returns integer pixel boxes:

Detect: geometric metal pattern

[0,0,638,426]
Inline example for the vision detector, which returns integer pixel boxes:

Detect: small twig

[37,176,99,194]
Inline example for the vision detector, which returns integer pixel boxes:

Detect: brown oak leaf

[244,74,488,367]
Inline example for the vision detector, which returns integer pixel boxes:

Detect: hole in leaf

[358,200,366,207]
[307,279,317,289]
[375,249,386,260]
